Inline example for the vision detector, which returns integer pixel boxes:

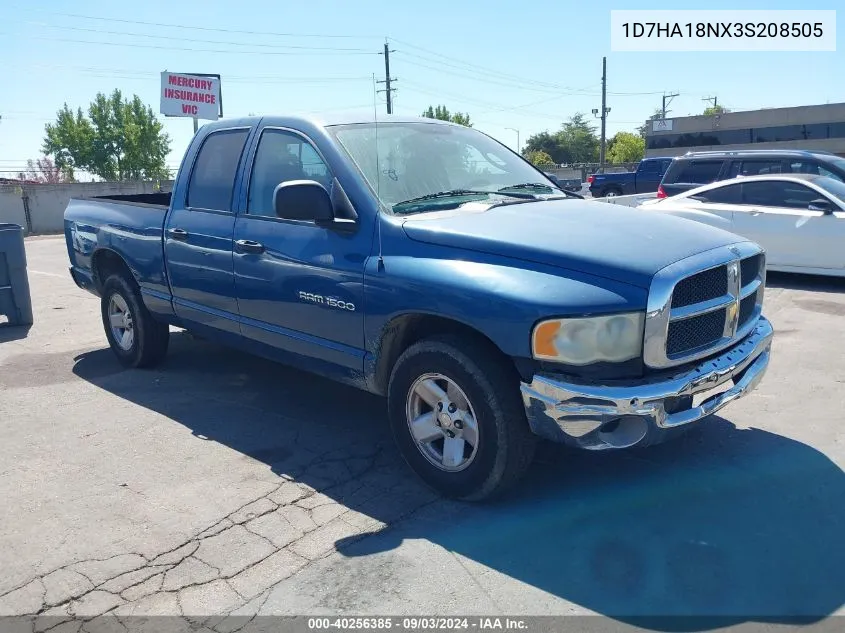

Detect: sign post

[160,71,222,134]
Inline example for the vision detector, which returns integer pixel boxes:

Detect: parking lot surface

[1,236,844,629]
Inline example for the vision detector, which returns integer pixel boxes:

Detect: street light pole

[505,127,520,154]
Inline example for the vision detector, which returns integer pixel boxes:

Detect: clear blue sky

[0,0,841,178]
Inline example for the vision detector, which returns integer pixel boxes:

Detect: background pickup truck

[65,114,773,500]
[588,156,673,198]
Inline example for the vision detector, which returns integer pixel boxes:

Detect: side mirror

[808,198,834,213]
[274,180,334,222]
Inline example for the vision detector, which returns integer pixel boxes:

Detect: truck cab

[589,157,672,198]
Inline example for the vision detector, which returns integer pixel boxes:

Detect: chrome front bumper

[520,316,773,450]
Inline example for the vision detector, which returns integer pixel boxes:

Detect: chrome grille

[738,292,758,329]
[667,308,727,355]
[671,266,728,308]
[644,243,766,369]
[740,254,763,286]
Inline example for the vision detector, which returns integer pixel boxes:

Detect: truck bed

[91,191,172,207]
[64,195,172,300]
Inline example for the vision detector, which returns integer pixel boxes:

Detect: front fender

[363,253,646,361]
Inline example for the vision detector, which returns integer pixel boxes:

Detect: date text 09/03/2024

[621,22,824,38]
[307,617,528,630]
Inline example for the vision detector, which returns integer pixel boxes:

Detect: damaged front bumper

[520,316,773,450]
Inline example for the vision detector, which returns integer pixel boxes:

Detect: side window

[638,160,660,174]
[671,160,723,184]
[187,129,250,211]
[690,183,743,204]
[741,181,821,209]
[786,161,845,183]
[660,159,672,175]
[247,129,333,218]
[736,160,784,176]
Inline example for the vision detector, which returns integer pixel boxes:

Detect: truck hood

[400,199,744,289]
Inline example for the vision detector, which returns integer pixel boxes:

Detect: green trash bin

[0,223,33,327]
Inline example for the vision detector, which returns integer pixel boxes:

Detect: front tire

[387,336,536,501]
[101,274,169,369]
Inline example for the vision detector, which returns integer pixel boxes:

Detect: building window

[647,121,845,150]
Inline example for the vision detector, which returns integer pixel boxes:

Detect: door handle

[235,239,265,254]
[168,228,189,240]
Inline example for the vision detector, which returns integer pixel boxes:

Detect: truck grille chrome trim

[520,317,773,449]
[643,242,765,369]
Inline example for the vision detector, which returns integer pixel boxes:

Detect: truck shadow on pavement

[72,333,845,629]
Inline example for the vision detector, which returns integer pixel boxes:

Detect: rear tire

[602,186,622,198]
[101,274,169,369]
[387,335,536,501]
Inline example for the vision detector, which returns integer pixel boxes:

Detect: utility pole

[703,96,718,110]
[662,92,679,118]
[505,127,520,153]
[600,56,607,171]
[592,57,610,172]
[376,40,397,114]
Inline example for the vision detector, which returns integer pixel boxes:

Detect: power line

[27,22,376,52]
[396,51,600,94]
[31,35,380,56]
[20,8,381,39]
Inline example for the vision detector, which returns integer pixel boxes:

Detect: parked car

[587,157,673,197]
[545,172,584,195]
[657,149,845,199]
[642,173,845,277]
[64,114,773,500]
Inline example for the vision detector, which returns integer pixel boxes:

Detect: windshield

[328,122,562,213]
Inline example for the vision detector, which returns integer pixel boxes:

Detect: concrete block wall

[0,181,175,235]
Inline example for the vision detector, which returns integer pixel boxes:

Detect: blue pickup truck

[64,114,773,500]
[588,156,672,198]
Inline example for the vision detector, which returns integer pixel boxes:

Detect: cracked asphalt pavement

[1,236,845,631]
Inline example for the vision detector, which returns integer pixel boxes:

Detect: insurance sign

[160,72,222,120]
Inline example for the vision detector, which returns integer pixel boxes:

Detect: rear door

[731,180,844,270]
[634,159,663,193]
[661,159,724,197]
[232,126,369,371]
[164,127,252,334]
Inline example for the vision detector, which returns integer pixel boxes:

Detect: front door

[732,180,845,270]
[232,127,370,372]
[164,127,252,335]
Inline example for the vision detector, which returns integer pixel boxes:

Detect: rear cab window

[187,128,251,211]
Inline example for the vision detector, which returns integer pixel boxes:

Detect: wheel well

[92,249,135,294]
[373,314,518,396]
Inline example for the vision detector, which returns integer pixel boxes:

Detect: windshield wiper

[392,188,534,213]
[499,182,583,199]
[498,182,555,192]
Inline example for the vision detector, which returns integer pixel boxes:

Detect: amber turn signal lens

[533,321,560,359]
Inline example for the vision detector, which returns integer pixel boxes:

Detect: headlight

[531,312,645,365]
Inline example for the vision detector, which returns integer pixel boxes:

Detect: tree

[421,105,472,127]
[18,156,73,183]
[43,89,171,181]
[523,114,600,165]
[523,150,556,168]
[703,104,730,116]
[606,132,645,164]
[558,113,599,164]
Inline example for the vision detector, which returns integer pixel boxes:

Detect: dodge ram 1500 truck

[64,114,773,500]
